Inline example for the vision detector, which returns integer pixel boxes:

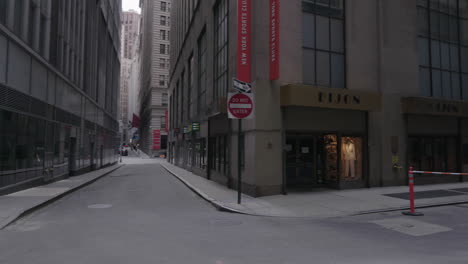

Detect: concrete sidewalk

[0,164,123,229]
[161,161,468,219]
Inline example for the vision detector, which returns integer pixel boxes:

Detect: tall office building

[120,10,140,143]
[0,0,121,194]
[168,0,468,197]
[139,0,171,156]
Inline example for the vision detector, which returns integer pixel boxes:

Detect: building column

[368,95,408,187]
[33,3,41,51]
[6,0,15,29]
[21,0,31,41]
[43,0,52,60]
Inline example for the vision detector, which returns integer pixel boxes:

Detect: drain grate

[88,204,112,209]
[110,174,132,178]
[384,190,465,200]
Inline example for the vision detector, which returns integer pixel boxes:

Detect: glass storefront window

[324,134,338,182]
[340,136,363,181]
[0,110,17,172]
[409,136,458,172]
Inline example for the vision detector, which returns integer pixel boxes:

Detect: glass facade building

[0,0,121,194]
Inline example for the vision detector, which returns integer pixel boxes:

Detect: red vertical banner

[153,130,161,150]
[269,0,280,80]
[237,0,252,83]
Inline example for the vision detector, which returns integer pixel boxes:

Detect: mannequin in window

[343,138,356,179]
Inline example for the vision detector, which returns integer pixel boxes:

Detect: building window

[161,116,166,130]
[160,30,166,40]
[162,93,168,106]
[0,0,8,25]
[176,81,180,126]
[161,1,167,12]
[182,71,187,123]
[14,0,24,35]
[161,15,166,26]
[197,30,207,115]
[160,58,166,68]
[159,75,165,86]
[418,0,468,99]
[160,44,166,54]
[195,139,207,169]
[302,0,345,88]
[214,0,229,103]
[209,136,227,174]
[188,54,195,119]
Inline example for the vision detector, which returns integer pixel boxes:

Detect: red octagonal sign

[228,93,254,119]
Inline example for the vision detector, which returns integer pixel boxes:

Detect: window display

[324,134,338,182]
[341,137,363,181]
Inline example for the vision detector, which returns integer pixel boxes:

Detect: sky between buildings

[122,0,141,13]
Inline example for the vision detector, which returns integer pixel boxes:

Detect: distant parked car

[121,145,130,156]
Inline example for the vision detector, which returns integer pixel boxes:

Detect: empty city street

[0,157,467,264]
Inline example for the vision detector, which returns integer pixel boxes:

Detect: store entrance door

[286,134,339,190]
[286,135,325,189]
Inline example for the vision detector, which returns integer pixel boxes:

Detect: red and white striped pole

[402,167,424,216]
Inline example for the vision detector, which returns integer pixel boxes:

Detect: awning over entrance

[280,84,381,111]
[402,97,468,117]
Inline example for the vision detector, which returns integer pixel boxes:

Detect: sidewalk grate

[383,190,465,200]
[450,188,468,194]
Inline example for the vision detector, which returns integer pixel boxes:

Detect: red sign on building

[228,93,254,119]
[152,130,161,150]
[269,0,280,80]
[237,0,252,83]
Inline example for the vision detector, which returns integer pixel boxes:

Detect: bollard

[402,167,424,216]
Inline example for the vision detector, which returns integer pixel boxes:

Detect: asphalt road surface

[1,157,468,264]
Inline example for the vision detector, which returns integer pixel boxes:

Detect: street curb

[161,163,468,219]
[353,200,468,216]
[0,164,124,230]
[160,164,252,216]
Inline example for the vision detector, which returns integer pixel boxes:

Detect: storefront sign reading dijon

[402,97,468,117]
[280,85,381,111]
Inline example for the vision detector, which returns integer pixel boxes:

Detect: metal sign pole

[238,119,242,204]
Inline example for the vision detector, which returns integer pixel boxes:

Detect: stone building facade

[168,0,468,197]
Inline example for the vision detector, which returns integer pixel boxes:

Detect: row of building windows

[1,0,50,62]
[418,0,468,99]
[170,28,207,130]
[169,0,468,133]
[171,0,200,69]
[302,0,345,88]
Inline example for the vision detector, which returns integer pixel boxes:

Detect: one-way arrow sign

[233,78,252,93]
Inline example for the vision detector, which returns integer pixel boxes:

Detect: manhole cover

[110,174,131,178]
[209,219,243,227]
[88,204,113,209]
